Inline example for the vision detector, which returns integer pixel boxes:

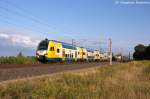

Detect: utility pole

[109,38,112,65]
[129,52,130,61]
[120,48,123,61]
[72,39,75,46]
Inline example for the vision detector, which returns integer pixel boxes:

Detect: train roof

[87,48,95,52]
[62,43,76,50]
[49,40,76,50]
[42,39,97,51]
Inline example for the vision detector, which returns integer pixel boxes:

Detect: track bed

[0,62,111,82]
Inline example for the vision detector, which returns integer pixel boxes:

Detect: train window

[63,50,65,57]
[50,47,52,51]
[70,54,71,58]
[75,52,77,57]
[65,54,67,57]
[83,52,85,55]
[57,49,60,53]
[38,40,48,50]
[50,47,54,51]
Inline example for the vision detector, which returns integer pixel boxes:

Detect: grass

[0,56,38,64]
[0,61,150,99]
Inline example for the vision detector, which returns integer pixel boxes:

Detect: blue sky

[0,0,150,56]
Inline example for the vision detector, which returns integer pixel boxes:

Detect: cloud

[0,33,9,39]
[0,32,40,48]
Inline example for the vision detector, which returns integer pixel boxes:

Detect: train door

[62,49,65,58]
[81,48,84,59]
[56,45,62,58]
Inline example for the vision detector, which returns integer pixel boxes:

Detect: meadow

[0,61,150,99]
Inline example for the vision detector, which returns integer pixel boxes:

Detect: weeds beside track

[0,61,150,99]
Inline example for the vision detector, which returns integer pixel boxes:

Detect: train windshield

[37,40,49,50]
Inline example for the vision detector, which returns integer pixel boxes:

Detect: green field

[0,61,150,99]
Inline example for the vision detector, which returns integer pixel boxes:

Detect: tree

[133,44,150,60]
[145,45,150,59]
[133,44,146,60]
[17,52,23,57]
[134,44,146,52]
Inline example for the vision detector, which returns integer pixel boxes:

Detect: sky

[0,0,150,56]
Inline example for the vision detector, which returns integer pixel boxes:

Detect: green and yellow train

[36,39,108,62]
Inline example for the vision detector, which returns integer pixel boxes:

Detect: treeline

[133,44,150,60]
[0,52,38,64]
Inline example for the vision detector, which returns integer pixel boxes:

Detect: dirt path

[0,62,111,82]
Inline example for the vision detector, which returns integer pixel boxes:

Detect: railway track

[0,62,113,82]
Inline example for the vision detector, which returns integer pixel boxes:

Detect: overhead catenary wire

[0,2,72,37]
[0,14,44,35]
[0,0,110,52]
[0,13,110,52]
[0,5,58,37]
[69,38,109,53]
[0,6,54,31]
[0,0,56,30]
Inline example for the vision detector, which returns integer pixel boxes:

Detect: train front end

[36,39,49,62]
